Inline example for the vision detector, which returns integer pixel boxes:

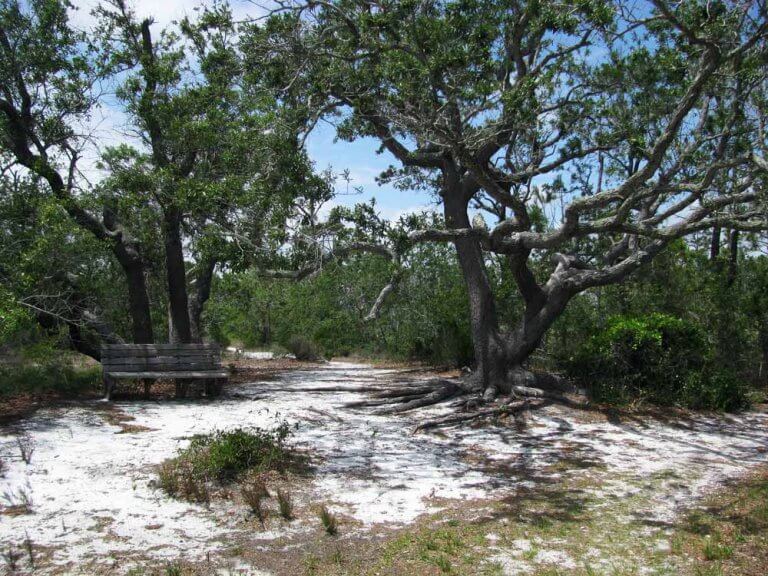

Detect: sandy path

[0,362,766,574]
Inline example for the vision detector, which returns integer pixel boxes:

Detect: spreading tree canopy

[250,0,768,398]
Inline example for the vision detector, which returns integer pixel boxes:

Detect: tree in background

[0,0,330,356]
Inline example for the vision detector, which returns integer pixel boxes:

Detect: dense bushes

[0,343,101,398]
[566,314,749,410]
[205,245,475,367]
[202,241,765,412]
[287,336,320,361]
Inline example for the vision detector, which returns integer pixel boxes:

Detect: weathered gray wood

[102,358,219,368]
[106,370,229,379]
[102,343,219,351]
[101,343,228,399]
[102,349,221,358]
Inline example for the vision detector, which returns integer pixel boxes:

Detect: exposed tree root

[341,369,590,428]
[511,385,591,409]
[414,399,548,431]
[373,380,464,414]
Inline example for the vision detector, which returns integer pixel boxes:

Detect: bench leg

[205,378,222,398]
[142,378,152,399]
[103,376,113,401]
[175,379,189,399]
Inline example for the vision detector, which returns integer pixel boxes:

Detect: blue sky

[305,121,437,220]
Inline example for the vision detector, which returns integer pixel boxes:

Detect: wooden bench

[101,343,229,400]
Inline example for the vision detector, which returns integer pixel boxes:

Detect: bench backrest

[102,343,222,373]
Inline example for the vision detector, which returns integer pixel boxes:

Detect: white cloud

[68,0,264,33]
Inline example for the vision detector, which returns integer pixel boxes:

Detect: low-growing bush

[286,336,319,361]
[157,421,303,503]
[565,313,749,411]
[157,459,210,504]
[189,423,294,481]
[0,358,101,398]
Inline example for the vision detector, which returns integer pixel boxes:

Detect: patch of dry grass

[670,467,768,575]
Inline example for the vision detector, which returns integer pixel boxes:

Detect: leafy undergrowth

[157,421,310,505]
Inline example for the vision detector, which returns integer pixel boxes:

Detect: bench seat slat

[106,370,229,379]
[104,365,220,372]
[103,350,219,356]
[103,358,219,367]
[103,344,218,351]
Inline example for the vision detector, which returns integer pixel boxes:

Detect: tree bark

[189,257,216,343]
[163,208,192,343]
[443,185,507,397]
[727,229,739,286]
[710,225,721,260]
[103,202,154,343]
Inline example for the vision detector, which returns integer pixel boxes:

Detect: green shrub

[287,336,319,361]
[0,353,101,398]
[566,313,748,410]
[684,369,750,412]
[157,422,303,502]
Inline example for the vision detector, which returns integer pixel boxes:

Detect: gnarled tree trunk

[163,207,192,344]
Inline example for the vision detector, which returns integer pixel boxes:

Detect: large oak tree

[251,0,768,402]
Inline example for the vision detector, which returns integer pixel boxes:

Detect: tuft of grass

[277,487,294,520]
[703,539,733,561]
[2,545,20,573]
[164,561,183,576]
[241,473,270,526]
[319,505,338,536]
[157,459,210,505]
[1,484,34,515]
[22,533,34,570]
[16,435,34,465]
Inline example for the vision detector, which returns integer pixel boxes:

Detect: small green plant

[241,473,270,526]
[303,554,320,576]
[431,554,452,573]
[703,539,733,561]
[277,488,294,520]
[164,561,183,576]
[319,505,338,536]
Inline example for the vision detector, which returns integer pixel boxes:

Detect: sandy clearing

[1,361,766,575]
